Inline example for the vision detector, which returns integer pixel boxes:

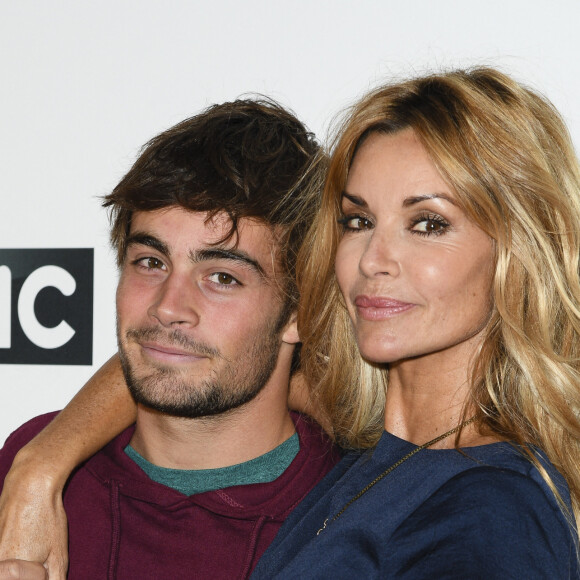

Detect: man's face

[116,207,298,418]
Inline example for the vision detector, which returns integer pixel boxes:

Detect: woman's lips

[354,295,416,321]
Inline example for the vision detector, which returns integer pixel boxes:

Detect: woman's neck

[383,344,499,448]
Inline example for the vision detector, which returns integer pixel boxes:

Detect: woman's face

[335,129,494,365]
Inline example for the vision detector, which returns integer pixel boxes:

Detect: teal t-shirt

[125,433,299,496]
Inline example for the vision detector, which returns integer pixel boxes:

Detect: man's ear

[281,311,300,345]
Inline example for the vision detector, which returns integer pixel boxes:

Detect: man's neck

[129,392,295,470]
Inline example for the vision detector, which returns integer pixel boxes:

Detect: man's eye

[133,257,165,270]
[146,257,164,269]
[337,215,373,231]
[208,272,239,286]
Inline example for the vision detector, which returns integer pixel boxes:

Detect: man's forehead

[129,208,281,255]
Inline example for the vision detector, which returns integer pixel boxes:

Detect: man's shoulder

[2,411,60,451]
[0,411,61,485]
[290,412,340,462]
[274,413,341,505]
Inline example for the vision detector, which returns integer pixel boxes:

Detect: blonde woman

[252,67,580,577]
[1,68,580,578]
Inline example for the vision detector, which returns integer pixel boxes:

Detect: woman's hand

[0,448,67,580]
[0,354,136,580]
[0,560,48,580]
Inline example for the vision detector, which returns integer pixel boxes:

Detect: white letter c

[18,265,76,349]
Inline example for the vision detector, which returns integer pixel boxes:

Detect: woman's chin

[357,341,404,366]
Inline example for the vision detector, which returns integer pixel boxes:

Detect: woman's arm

[0,354,136,580]
[288,371,331,434]
[0,360,324,579]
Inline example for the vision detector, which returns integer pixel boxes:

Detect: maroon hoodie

[0,412,339,580]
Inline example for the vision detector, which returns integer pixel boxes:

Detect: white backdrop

[1,0,579,444]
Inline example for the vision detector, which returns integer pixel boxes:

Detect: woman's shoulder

[418,458,569,522]
[387,445,578,578]
[376,430,570,504]
[445,441,572,508]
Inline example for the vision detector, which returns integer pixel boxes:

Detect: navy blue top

[252,431,578,579]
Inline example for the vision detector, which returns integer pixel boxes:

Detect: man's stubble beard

[118,321,285,419]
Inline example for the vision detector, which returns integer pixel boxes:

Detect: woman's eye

[411,215,450,235]
[208,272,239,286]
[338,215,373,231]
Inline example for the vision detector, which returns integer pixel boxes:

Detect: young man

[0,100,337,579]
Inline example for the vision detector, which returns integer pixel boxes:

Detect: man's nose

[147,272,200,328]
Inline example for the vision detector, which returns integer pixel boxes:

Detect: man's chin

[127,358,198,381]
[125,372,263,420]
[129,389,246,420]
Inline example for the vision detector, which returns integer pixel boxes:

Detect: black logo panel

[0,249,93,365]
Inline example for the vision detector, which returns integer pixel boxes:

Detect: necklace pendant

[316,518,328,536]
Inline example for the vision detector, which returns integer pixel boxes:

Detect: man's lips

[354,295,416,321]
[139,342,209,363]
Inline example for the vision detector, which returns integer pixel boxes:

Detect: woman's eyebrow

[341,192,368,207]
[342,192,457,208]
[402,193,457,207]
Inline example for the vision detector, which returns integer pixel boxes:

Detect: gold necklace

[316,417,476,535]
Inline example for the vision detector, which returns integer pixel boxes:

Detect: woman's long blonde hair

[297,67,580,530]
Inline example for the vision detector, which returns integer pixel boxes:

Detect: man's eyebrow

[190,248,266,278]
[126,233,169,256]
[402,193,457,207]
[341,192,368,208]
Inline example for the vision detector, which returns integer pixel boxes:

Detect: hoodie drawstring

[108,481,122,580]
[239,514,268,579]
